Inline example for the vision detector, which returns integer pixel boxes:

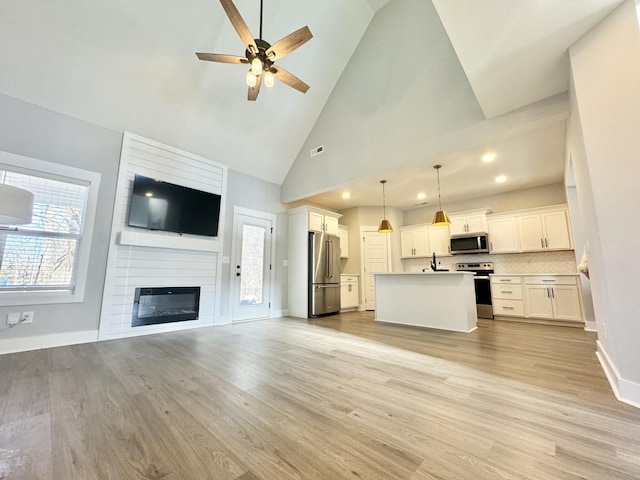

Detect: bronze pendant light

[378,180,393,233]
[432,165,451,226]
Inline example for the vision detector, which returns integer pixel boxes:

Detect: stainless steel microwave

[450,233,489,254]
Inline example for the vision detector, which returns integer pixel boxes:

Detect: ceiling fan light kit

[196,0,313,101]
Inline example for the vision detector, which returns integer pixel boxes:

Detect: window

[0,151,100,306]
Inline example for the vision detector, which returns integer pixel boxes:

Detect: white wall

[403,183,567,226]
[220,170,288,319]
[0,94,121,343]
[569,0,640,404]
[281,0,569,203]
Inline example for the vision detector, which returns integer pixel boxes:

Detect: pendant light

[432,165,450,226]
[0,184,34,225]
[378,180,393,233]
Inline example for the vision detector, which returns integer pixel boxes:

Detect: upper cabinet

[308,210,340,235]
[487,216,519,253]
[428,225,451,257]
[338,225,349,258]
[488,205,573,254]
[448,209,490,236]
[517,210,573,251]
[400,224,451,258]
[400,225,430,258]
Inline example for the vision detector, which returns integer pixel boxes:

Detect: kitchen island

[374,272,477,332]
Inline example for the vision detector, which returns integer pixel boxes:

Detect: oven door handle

[474,275,490,280]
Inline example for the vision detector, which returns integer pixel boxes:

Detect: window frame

[0,151,101,306]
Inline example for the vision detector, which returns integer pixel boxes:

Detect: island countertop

[373,271,477,332]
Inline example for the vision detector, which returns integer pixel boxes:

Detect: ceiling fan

[196,0,313,101]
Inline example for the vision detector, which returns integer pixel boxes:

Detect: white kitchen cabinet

[338,225,349,258]
[517,209,573,252]
[288,206,342,318]
[309,211,339,235]
[523,276,582,323]
[400,225,430,258]
[448,209,490,236]
[428,225,451,257]
[487,216,519,253]
[340,274,359,310]
[491,276,524,317]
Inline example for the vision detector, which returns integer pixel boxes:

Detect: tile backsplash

[402,250,577,274]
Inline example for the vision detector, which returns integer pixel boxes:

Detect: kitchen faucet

[430,252,437,271]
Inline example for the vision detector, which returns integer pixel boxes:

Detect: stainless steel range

[456,262,494,319]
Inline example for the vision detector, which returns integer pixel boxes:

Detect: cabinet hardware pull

[500,291,512,294]
[551,288,555,298]
[542,279,555,283]
[545,238,549,248]
[499,279,510,282]
[503,306,514,310]
[540,238,544,248]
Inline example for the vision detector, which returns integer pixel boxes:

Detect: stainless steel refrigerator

[309,231,341,317]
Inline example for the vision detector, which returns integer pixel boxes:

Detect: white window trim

[0,150,101,306]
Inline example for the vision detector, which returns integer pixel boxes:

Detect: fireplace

[132,287,200,327]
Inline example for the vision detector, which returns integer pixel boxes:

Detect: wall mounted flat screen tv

[128,174,221,237]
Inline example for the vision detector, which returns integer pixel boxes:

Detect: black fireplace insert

[132,286,200,327]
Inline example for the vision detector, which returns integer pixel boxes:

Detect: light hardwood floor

[1,312,640,479]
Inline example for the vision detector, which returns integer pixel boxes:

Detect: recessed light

[495,175,507,183]
[145,192,153,197]
[482,152,496,162]
[417,192,426,200]
[342,192,351,199]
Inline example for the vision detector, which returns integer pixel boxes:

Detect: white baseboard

[271,309,288,318]
[584,321,597,332]
[215,315,232,325]
[0,330,99,355]
[596,340,640,409]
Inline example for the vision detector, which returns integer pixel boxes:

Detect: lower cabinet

[491,276,524,317]
[523,277,582,322]
[491,275,583,324]
[340,275,359,310]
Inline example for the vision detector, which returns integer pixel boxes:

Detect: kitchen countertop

[490,273,580,276]
[375,271,475,275]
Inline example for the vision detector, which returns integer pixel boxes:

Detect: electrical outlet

[22,311,34,324]
[7,312,21,325]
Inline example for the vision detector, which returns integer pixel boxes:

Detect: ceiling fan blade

[196,53,248,64]
[271,67,310,94]
[248,75,262,101]
[219,0,258,54]
[265,26,313,61]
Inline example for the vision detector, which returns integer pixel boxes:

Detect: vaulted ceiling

[0,0,624,208]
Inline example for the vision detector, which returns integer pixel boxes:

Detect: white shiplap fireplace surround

[98,133,227,341]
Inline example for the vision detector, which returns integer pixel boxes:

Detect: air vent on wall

[310,145,324,157]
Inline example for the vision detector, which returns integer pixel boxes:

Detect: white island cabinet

[374,272,477,332]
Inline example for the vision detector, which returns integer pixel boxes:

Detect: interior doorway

[231,208,275,322]
[360,227,391,310]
